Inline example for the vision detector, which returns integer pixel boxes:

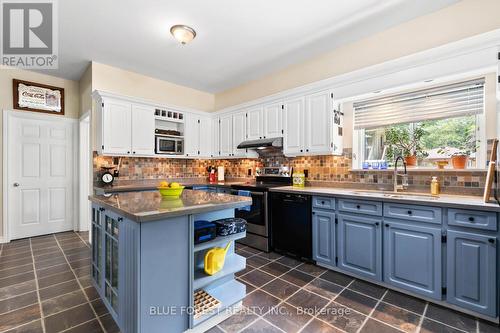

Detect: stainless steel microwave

[155,135,183,155]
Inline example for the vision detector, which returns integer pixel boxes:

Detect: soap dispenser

[431,177,440,196]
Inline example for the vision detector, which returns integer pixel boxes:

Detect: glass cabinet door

[104,213,120,313]
[91,207,103,288]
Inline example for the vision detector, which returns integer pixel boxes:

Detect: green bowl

[157,186,185,197]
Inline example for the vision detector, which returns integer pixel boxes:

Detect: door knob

[13,183,20,187]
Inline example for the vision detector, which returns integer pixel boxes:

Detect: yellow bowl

[157,186,185,197]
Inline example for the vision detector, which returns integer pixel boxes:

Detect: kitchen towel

[237,190,252,211]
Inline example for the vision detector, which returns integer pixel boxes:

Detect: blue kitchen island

[89,190,252,333]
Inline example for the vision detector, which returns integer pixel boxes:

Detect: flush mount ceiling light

[170,25,196,45]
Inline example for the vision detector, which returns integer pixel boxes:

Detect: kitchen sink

[351,190,438,200]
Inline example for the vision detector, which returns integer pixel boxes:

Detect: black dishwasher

[271,192,312,261]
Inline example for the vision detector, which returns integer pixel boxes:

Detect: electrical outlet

[304,169,309,178]
[248,169,252,176]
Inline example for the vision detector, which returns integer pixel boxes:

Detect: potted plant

[385,126,428,166]
[438,136,478,169]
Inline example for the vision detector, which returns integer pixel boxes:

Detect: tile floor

[0,233,498,333]
[0,231,119,333]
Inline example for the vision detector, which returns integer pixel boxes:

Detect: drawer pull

[407,210,412,215]
[468,217,475,222]
[489,238,495,244]
[356,205,361,209]
[321,201,325,205]
[375,222,379,226]
[385,223,389,227]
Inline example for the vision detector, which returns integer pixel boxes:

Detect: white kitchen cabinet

[212,118,220,157]
[247,106,263,140]
[283,97,305,156]
[131,104,155,155]
[263,102,282,139]
[199,116,214,158]
[101,98,132,155]
[305,91,332,154]
[232,112,247,157]
[184,114,200,157]
[219,115,233,157]
[184,114,214,158]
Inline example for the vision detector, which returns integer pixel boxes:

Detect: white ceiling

[51,0,458,93]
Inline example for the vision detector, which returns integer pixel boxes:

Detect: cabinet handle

[312,212,316,215]
[468,217,475,222]
[133,151,136,154]
[264,136,266,138]
[407,210,412,215]
[259,137,262,139]
[321,201,325,205]
[356,205,361,209]
[306,149,309,152]
[127,151,130,154]
[385,223,390,227]
[488,238,495,244]
[300,149,303,152]
[99,207,105,212]
[375,222,380,226]
[118,217,123,222]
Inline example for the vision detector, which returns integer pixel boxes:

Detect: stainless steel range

[231,166,292,252]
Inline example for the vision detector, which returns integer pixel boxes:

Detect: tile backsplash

[94,149,487,196]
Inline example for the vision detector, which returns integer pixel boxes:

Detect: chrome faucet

[394,156,408,193]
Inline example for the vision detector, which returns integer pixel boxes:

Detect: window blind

[353,78,485,130]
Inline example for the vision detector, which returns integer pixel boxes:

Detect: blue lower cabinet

[312,210,335,267]
[337,214,382,281]
[446,230,497,317]
[383,221,442,300]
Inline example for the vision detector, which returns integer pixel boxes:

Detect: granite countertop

[270,186,500,212]
[93,179,252,193]
[89,189,252,222]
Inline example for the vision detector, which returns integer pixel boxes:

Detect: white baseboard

[0,236,8,244]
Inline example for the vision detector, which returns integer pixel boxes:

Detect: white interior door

[6,111,75,240]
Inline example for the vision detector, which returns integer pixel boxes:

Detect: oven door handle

[231,189,265,197]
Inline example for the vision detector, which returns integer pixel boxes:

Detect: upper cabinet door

[131,104,155,155]
[247,107,263,140]
[305,91,332,154]
[184,114,200,157]
[102,99,132,155]
[219,115,233,157]
[199,116,214,158]
[283,97,305,156]
[263,102,282,139]
[232,112,247,157]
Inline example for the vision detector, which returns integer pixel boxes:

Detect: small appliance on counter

[194,220,217,244]
[217,166,225,181]
[207,166,217,183]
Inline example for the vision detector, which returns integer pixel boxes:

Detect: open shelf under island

[89,189,252,333]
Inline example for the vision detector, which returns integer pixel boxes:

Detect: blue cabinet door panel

[312,210,335,267]
[338,214,382,280]
[447,230,497,317]
[384,221,442,299]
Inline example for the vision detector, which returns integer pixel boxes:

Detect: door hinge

[101,103,104,107]
[198,151,200,155]
[281,105,284,110]
[198,119,200,124]
[335,257,338,264]
[281,129,284,134]
[335,218,338,224]
[498,52,500,60]
[441,235,447,243]
[330,142,333,148]
[330,93,334,99]
[246,113,248,118]
[101,145,104,150]
[442,287,447,295]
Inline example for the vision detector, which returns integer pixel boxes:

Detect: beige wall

[214,0,500,109]
[79,64,92,118]
[0,67,80,238]
[91,62,215,112]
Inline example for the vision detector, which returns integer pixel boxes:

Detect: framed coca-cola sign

[13,79,65,115]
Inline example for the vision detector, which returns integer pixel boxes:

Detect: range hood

[237,137,283,149]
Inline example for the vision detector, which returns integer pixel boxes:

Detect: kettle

[204,242,231,275]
